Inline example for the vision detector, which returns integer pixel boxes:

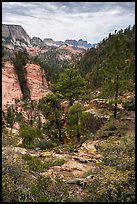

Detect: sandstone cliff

[2,62,50,110]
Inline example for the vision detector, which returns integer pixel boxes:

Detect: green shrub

[30,176,53,202]
[22,154,66,172]
[18,143,35,149]
[36,138,57,150]
[30,176,72,202]
[22,155,46,171]
[19,123,38,145]
[96,119,127,138]
[83,134,135,202]
[83,166,135,202]
[2,148,32,202]
[122,97,135,110]
[81,93,92,101]
[97,135,135,170]
[2,130,21,146]
[53,143,76,154]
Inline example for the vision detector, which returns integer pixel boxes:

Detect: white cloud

[2,2,135,43]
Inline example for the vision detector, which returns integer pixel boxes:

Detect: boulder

[73,157,88,163]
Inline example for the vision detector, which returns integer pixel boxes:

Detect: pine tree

[77,25,134,119]
[54,68,87,106]
[22,99,39,125]
[99,34,134,118]
[39,93,64,144]
[66,103,90,143]
[6,105,15,135]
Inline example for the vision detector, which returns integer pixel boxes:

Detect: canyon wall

[2,62,50,110]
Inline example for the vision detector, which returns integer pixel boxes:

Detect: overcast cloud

[2,2,135,43]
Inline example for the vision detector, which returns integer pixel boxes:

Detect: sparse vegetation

[82,134,135,202]
[2,148,33,202]
[2,25,135,202]
[95,118,128,138]
[22,154,66,172]
[31,50,70,84]
[122,96,135,110]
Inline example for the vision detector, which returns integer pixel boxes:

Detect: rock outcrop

[2,24,31,48]
[40,139,102,180]
[2,61,22,109]
[2,62,50,110]
[24,63,50,100]
[30,37,43,47]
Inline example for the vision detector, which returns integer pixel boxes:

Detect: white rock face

[2,24,31,46]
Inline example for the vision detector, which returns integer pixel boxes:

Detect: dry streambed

[3,139,102,185]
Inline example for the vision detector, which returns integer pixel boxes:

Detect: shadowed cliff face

[2,62,50,110]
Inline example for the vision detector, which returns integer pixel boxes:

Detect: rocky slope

[3,109,135,182]
[2,61,50,110]
[2,138,101,183]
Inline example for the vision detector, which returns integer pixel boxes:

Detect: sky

[2,2,135,44]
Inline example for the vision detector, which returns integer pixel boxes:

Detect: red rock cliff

[2,62,50,110]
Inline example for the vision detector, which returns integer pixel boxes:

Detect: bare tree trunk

[58,128,63,145]
[114,74,119,119]
[54,109,64,145]
[10,126,13,136]
[69,97,73,107]
[76,112,80,142]
[77,131,80,142]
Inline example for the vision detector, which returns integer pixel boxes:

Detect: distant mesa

[65,39,78,46]
[78,39,91,47]
[64,39,93,48]
[30,37,43,47]
[43,38,54,42]
[2,24,96,51]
